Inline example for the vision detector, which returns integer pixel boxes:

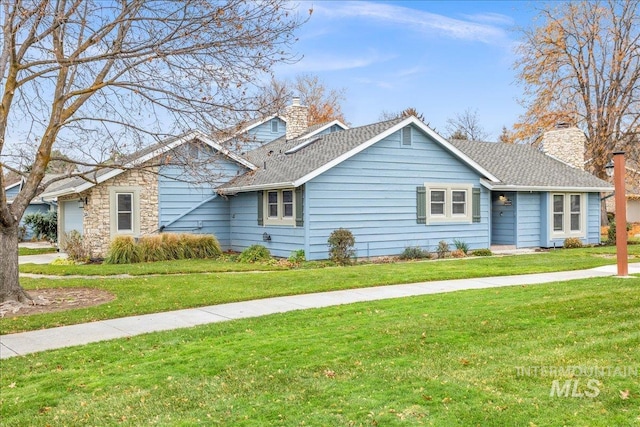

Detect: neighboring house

[604,164,640,222]
[42,100,612,259]
[5,176,57,240]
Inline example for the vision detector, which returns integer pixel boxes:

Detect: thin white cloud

[462,12,515,27]
[278,51,396,74]
[395,66,425,78]
[312,1,511,46]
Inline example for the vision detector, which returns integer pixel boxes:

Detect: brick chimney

[540,124,587,170]
[284,96,309,140]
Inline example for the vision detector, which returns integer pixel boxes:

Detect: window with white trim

[109,187,141,237]
[271,119,279,133]
[551,193,584,237]
[426,184,473,223]
[264,189,295,225]
[117,193,133,232]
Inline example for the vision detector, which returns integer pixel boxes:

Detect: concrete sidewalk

[1,264,637,359]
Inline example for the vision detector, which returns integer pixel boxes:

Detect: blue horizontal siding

[242,118,286,151]
[516,192,541,247]
[158,150,245,248]
[230,192,304,258]
[305,126,490,260]
[587,192,601,244]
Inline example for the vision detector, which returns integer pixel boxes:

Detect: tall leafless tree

[0,0,307,303]
[513,0,640,177]
[445,108,489,141]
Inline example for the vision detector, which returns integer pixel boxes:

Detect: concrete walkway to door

[2,263,637,359]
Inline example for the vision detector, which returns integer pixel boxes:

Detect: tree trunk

[0,223,32,303]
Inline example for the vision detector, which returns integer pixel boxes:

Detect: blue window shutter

[416,186,426,224]
[257,191,264,225]
[295,186,304,227]
[472,188,481,223]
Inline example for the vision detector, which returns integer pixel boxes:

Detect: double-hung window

[551,193,584,236]
[425,184,473,223]
[265,189,295,225]
[109,187,141,237]
[117,193,134,232]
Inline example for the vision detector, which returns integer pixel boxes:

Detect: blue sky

[275,1,538,140]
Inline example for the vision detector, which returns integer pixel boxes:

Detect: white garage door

[63,200,84,235]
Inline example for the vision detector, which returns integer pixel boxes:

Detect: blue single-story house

[43,100,612,259]
[5,177,57,240]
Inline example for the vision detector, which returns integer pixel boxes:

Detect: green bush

[104,236,141,264]
[607,220,632,245]
[23,211,57,241]
[563,237,584,249]
[436,240,450,259]
[327,228,356,265]
[238,245,272,263]
[62,230,90,262]
[399,246,430,260]
[471,248,493,257]
[453,239,469,254]
[288,249,306,265]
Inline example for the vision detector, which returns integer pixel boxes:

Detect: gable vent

[285,137,322,155]
[402,126,412,146]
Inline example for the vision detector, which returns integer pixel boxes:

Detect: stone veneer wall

[540,127,587,170]
[284,97,309,140]
[59,168,159,258]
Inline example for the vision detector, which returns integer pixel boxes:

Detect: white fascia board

[218,181,295,195]
[4,180,22,191]
[302,120,349,139]
[481,179,613,193]
[292,116,500,188]
[42,131,257,197]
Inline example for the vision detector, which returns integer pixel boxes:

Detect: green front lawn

[18,247,57,256]
[4,245,640,334]
[1,277,638,426]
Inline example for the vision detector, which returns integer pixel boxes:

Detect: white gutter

[480,179,613,193]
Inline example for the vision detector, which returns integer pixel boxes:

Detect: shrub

[451,249,466,258]
[471,248,493,257]
[185,234,221,259]
[161,233,184,260]
[62,230,91,262]
[288,249,306,265]
[452,239,469,254]
[436,240,450,259]
[138,235,166,262]
[17,226,27,242]
[238,245,271,263]
[104,236,141,264]
[563,237,584,249]
[23,211,57,241]
[399,246,430,260]
[607,220,632,245]
[327,228,356,265]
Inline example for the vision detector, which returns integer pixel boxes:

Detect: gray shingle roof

[220,119,612,192]
[219,117,406,191]
[448,139,611,189]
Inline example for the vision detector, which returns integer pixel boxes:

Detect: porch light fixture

[262,232,271,242]
[605,159,615,177]
[78,197,88,208]
[498,194,506,202]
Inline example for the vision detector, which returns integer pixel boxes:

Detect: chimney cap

[291,96,301,106]
[555,121,571,129]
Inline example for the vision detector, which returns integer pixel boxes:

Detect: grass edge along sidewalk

[0,264,629,359]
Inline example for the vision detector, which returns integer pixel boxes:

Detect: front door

[491,192,516,245]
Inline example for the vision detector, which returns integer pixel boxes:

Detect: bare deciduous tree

[264,73,347,125]
[513,0,640,176]
[0,0,306,303]
[445,108,489,141]
[379,107,426,122]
